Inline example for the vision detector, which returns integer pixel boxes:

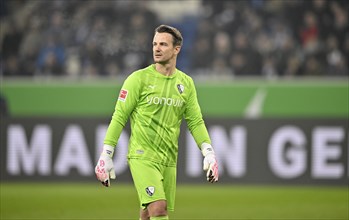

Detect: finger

[101,179,109,187]
[207,165,219,183]
[206,168,211,179]
[101,173,110,187]
[210,163,218,182]
[206,163,214,178]
[207,170,214,183]
[203,161,209,171]
[110,168,116,179]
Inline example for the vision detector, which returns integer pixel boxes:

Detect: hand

[95,145,116,187]
[201,143,219,183]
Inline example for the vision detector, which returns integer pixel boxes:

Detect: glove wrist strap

[201,143,215,157]
[102,145,114,158]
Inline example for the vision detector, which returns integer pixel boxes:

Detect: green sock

[150,216,169,220]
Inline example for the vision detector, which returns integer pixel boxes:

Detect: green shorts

[128,159,176,211]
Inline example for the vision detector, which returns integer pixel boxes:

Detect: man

[95,24,219,220]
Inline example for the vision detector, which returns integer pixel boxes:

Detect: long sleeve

[184,78,211,147]
[104,73,141,147]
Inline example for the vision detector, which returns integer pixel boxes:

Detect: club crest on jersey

[145,186,155,196]
[118,89,128,102]
[177,84,184,94]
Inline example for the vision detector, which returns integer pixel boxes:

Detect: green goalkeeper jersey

[104,64,211,166]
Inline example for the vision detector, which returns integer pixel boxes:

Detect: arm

[95,73,141,187]
[105,74,141,147]
[184,79,218,183]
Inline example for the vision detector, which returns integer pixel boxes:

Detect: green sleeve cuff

[190,122,211,147]
[103,118,124,147]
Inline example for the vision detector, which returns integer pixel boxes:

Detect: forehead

[153,32,173,44]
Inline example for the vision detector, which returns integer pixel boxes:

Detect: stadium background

[0,0,348,219]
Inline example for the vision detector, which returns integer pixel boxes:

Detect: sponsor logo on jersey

[177,84,184,94]
[145,186,155,196]
[146,96,184,107]
[118,89,128,102]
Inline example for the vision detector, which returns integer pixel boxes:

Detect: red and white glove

[201,143,219,183]
[95,145,116,187]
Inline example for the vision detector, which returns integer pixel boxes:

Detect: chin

[154,59,169,65]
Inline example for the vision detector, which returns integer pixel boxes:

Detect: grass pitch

[1,183,347,220]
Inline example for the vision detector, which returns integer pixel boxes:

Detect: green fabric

[129,159,176,212]
[104,64,211,166]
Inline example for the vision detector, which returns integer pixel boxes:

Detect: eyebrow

[153,42,169,45]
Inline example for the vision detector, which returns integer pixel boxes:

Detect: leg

[147,200,167,217]
[129,160,168,219]
[140,200,167,220]
[128,160,170,219]
[140,208,150,220]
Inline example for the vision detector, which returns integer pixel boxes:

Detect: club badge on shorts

[145,186,155,196]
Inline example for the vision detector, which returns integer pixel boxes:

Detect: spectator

[0,0,348,78]
[213,31,231,60]
[329,1,348,51]
[40,51,64,76]
[261,56,279,79]
[229,52,248,76]
[81,36,105,75]
[2,55,23,76]
[65,48,81,77]
[303,55,325,76]
[325,35,348,76]
[18,16,42,76]
[232,31,261,75]
[343,34,349,60]
[211,57,233,78]
[36,34,65,76]
[299,11,320,56]
[1,19,23,59]
[190,36,212,73]
[311,0,332,40]
[284,54,303,77]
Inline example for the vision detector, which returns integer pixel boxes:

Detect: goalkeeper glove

[201,143,219,183]
[95,145,116,187]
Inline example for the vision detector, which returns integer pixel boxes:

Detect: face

[152,32,180,64]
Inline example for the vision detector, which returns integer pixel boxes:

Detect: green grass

[1,183,348,220]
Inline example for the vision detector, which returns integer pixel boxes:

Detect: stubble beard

[154,57,169,65]
[154,54,175,65]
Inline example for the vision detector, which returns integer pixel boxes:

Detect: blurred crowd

[194,0,348,78]
[1,0,348,78]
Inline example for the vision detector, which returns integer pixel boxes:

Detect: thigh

[128,159,166,210]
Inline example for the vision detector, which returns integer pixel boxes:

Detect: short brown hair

[155,24,183,46]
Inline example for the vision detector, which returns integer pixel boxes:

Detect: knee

[148,200,167,217]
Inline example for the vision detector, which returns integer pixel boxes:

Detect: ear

[174,46,181,55]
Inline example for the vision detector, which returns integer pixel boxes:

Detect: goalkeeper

[95,24,219,220]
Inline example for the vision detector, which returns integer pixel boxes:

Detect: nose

[153,45,160,52]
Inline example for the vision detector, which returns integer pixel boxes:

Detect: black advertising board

[1,118,348,185]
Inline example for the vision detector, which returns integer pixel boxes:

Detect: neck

[155,62,176,76]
